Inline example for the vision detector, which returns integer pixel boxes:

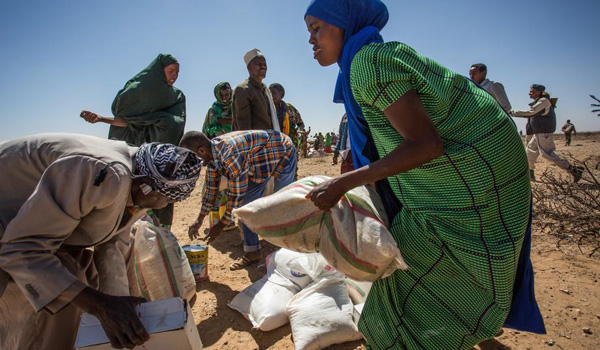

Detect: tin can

[208,204,227,228]
[182,244,208,282]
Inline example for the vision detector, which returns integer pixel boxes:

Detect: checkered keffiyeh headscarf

[135,143,202,201]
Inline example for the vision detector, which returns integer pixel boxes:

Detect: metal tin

[182,244,208,282]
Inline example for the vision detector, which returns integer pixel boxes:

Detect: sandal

[229,252,261,271]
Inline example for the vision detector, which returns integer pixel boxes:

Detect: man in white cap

[232,48,279,132]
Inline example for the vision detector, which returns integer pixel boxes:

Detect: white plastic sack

[266,249,314,289]
[228,274,299,331]
[284,251,342,281]
[233,175,408,281]
[287,277,362,350]
[129,220,196,302]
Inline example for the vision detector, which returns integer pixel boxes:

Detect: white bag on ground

[233,175,407,281]
[227,273,299,331]
[266,248,315,289]
[129,220,196,302]
[228,249,332,331]
[286,276,362,350]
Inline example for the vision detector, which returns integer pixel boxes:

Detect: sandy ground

[170,133,600,350]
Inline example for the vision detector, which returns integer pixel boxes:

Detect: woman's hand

[80,110,102,124]
[305,177,348,211]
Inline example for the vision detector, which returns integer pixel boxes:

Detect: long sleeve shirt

[0,134,142,312]
[480,79,512,112]
[200,130,295,225]
[232,78,278,131]
[513,98,551,118]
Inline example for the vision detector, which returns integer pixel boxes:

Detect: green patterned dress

[351,42,531,349]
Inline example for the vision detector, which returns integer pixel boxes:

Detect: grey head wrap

[531,84,546,92]
[135,143,202,201]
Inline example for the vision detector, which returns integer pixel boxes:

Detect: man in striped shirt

[181,130,297,270]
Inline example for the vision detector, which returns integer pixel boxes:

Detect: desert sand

[170,133,600,350]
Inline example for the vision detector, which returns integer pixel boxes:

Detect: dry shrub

[532,157,600,257]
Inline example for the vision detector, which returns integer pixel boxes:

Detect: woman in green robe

[80,53,186,227]
[303,1,542,349]
[80,53,186,146]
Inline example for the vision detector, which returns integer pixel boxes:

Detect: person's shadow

[474,337,512,350]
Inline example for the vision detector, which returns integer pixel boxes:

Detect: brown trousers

[0,249,97,350]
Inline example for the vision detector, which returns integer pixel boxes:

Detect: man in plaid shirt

[180,130,297,270]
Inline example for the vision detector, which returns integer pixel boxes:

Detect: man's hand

[204,221,226,244]
[72,287,149,349]
[188,215,205,240]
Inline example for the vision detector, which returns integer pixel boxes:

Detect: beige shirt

[0,133,142,312]
[480,78,512,112]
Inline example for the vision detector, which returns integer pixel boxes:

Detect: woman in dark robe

[81,53,186,227]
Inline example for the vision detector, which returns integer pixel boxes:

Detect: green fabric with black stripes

[350,42,531,350]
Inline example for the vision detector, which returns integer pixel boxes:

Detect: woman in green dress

[202,82,233,138]
[304,1,542,349]
[80,53,186,227]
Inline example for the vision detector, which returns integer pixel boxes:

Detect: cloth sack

[228,273,300,331]
[286,276,362,350]
[345,278,372,305]
[129,220,196,302]
[233,175,407,281]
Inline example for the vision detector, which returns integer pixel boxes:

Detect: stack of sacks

[233,175,408,282]
[227,249,320,331]
[287,276,363,350]
[229,248,362,349]
[284,251,362,349]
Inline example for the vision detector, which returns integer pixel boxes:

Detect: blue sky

[1,0,598,141]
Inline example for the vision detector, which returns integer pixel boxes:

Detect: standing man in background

[561,119,576,146]
[232,49,279,132]
[469,63,512,112]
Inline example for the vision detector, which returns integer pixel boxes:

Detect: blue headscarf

[305,0,388,169]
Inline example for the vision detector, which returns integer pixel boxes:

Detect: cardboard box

[75,297,202,350]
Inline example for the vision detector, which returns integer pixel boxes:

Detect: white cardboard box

[75,297,202,350]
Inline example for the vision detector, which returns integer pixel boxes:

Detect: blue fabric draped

[503,198,546,333]
[306,0,544,335]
